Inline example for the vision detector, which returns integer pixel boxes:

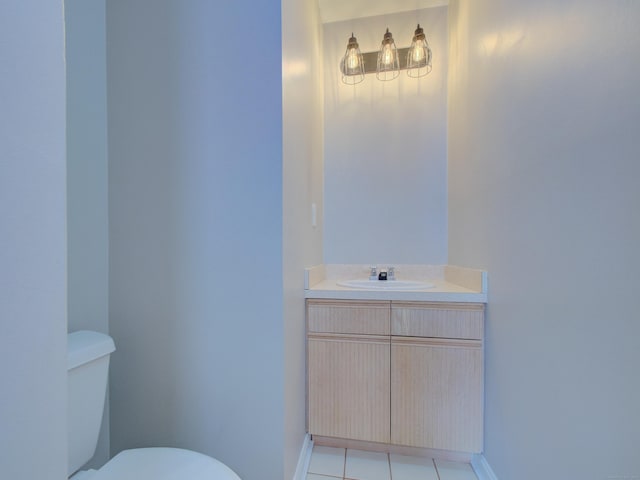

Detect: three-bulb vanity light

[340,24,432,85]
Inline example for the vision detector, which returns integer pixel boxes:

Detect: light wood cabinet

[307,300,390,442]
[307,299,484,454]
[391,302,484,340]
[390,302,483,452]
[391,337,483,451]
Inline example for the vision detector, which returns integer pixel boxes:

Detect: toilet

[68,330,241,480]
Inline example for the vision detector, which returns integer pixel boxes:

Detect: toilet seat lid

[92,448,241,480]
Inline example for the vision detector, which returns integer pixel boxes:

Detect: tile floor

[306,445,478,480]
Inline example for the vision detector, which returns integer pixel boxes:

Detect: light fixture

[376,28,400,81]
[340,33,365,85]
[406,24,432,78]
[339,25,433,84]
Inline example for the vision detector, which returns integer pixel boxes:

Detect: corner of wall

[471,454,500,480]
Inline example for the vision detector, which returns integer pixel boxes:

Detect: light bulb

[382,44,394,66]
[412,43,425,63]
[346,47,360,71]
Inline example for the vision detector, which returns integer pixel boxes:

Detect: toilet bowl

[68,331,241,480]
[70,447,240,480]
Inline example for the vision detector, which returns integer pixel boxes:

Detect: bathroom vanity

[304,265,487,456]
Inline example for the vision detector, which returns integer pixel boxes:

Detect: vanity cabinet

[307,299,484,454]
[391,302,484,452]
[307,300,390,443]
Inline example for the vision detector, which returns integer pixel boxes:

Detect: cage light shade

[340,33,365,85]
[407,24,432,78]
[376,28,400,81]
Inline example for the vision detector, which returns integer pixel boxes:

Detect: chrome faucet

[369,266,378,280]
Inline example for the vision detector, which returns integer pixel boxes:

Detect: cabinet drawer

[307,299,390,335]
[391,302,484,340]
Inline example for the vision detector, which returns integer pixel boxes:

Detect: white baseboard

[471,454,499,480]
[292,434,314,480]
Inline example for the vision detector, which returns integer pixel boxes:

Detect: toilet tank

[67,331,116,477]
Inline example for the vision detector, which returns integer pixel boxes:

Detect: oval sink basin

[337,279,435,290]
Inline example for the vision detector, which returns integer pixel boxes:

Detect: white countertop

[304,264,488,303]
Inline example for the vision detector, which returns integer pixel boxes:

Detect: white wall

[323,7,448,264]
[106,1,284,479]
[448,1,640,478]
[65,0,108,337]
[0,1,68,479]
[282,0,324,477]
[65,0,111,468]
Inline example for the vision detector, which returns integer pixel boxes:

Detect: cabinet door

[391,337,483,453]
[308,334,390,443]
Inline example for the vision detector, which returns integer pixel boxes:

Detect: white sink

[336,279,435,290]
